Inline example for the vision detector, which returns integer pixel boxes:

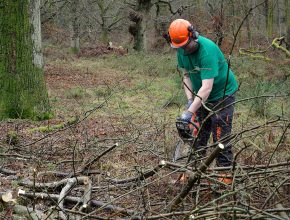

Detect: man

[167,19,238,171]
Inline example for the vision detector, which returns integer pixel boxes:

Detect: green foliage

[65,87,87,99]
[70,47,80,54]
[6,131,19,146]
[36,111,54,121]
[28,123,65,133]
[46,163,57,171]
[28,117,78,133]
[94,86,111,97]
[249,81,276,117]
[233,57,289,117]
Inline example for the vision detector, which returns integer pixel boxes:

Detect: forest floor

[0,45,289,219]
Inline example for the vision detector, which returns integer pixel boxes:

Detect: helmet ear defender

[187,25,199,41]
[163,24,199,45]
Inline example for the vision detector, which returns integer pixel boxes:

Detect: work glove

[186,98,193,109]
[180,111,193,123]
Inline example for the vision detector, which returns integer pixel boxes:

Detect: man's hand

[181,111,193,122]
[186,99,193,109]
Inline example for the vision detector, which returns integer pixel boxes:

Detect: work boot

[179,171,190,183]
[211,172,233,197]
[217,172,232,185]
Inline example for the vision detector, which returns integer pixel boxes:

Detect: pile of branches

[1,118,289,220]
[78,43,127,58]
[0,93,289,219]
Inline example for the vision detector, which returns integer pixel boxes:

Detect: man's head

[167,19,199,54]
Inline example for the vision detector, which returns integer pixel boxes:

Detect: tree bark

[267,0,274,38]
[0,0,50,120]
[129,0,152,51]
[285,0,290,50]
[70,0,80,53]
[30,0,43,68]
[154,1,169,49]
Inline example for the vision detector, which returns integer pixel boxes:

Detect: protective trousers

[194,95,235,167]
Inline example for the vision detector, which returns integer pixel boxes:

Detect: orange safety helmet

[168,19,192,48]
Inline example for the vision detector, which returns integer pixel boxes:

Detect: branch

[108,162,165,184]
[78,143,118,174]
[168,143,225,211]
[272,37,290,58]
[19,176,89,189]
[58,178,79,219]
[18,191,135,216]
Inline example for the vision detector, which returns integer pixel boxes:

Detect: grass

[41,49,289,163]
[44,50,289,122]
[65,87,88,99]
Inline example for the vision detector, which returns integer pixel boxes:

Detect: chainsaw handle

[187,121,199,131]
[176,118,199,131]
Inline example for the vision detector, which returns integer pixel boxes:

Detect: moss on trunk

[0,0,51,120]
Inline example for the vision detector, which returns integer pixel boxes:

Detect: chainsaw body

[176,114,200,143]
[173,116,200,162]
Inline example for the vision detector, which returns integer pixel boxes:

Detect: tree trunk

[154,1,169,49]
[229,0,236,35]
[264,0,269,31]
[285,0,290,50]
[30,0,43,68]
[100,27,109,44]
[244,0,252,47]
[267,0,274,38]
[97,0,109,44]
[0,0,50,120]
[70,0,80,53]
[129,0,152,51]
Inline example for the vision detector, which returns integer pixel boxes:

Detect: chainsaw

[173,115,200,162]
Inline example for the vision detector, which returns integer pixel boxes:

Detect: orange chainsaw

[173,114,200,162]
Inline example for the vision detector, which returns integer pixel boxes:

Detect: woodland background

[0,0,289,219]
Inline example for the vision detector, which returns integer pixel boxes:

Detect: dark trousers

[194,95,235,167]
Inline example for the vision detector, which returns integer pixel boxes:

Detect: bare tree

[94,0,124,44]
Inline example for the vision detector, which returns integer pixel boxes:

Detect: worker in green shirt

[166,19,238,181]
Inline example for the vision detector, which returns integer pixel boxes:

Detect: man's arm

[183,70,193,101]
[187,78,214,113]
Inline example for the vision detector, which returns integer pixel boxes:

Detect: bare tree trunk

[285,0,290,50]
[129,0,152,51]
[264,0,269,31]
[267,0,274,38]
[154,1,169,49]
[97,0,110,44]
[244,0,252,47]
[70,0,80,53]
[30,0,43,68]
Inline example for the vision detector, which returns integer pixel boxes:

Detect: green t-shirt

[177,36,238,102]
